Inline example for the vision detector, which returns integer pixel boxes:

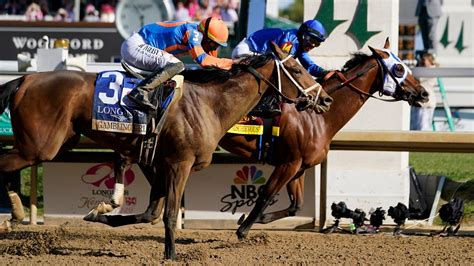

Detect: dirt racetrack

[0,219,473,264]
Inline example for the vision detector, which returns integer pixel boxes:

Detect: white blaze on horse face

[380,49,411,96]
[99,71,123,105]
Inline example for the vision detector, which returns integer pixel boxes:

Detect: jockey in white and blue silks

[232,20,328,115]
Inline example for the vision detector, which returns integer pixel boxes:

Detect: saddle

[121,61,184,164]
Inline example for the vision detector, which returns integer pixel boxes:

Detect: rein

[245,54,321,105]
[326,57,401,102]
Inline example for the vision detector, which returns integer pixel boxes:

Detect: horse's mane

[341,52,371,72]
[181,54,273,83]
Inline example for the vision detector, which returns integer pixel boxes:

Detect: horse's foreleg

[8,191,25,223]
[236,163,302,239]
[84,169,166,226]
[163,161,193,260]
[141,164,165,225]
[242,172,305,224]
[110,155,128,209]
[0,152,28,227]
[84,155,130,218]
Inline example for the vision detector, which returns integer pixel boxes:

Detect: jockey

[122,17,234,110]
[232,20,328,115]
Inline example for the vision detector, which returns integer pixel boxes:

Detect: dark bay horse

[0,42,332,259]
[87,38,428,242]
[219,38,429,238]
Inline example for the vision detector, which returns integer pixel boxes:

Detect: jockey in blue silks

[232,20,328,115]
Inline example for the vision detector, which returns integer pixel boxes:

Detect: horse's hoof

[164,250,177,261]
[11,209,26,222]
[97,202,114,214]
[83,209,99,222]
[237,213,247,225]
[151,217,162,225]
[0,220,12,233]
[236,229,248,240]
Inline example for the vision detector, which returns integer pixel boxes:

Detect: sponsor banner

[0,109,13,136]
[185,164,315,222]
[0,21,122,62]
[43,162,149,216]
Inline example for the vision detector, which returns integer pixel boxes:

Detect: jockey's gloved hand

[316,69,330,83]
[233,57,247,65]
[320,69,330,78]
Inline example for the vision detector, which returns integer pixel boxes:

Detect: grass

[410,152,474,225]
[410,152,474,182]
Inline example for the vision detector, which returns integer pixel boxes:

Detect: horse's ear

[368,46,377,54]
[368,46,386,59]
[269,41,285,59]
[383,37,390,49]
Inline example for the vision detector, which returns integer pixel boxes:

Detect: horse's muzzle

[315,94,333,114]
[410,86,429,107]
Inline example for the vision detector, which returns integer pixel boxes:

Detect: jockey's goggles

[208,39,220,49]
[302,34,321,48]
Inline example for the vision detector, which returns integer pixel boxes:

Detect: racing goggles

[302,34,321,48]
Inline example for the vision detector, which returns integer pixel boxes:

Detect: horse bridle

[325,53,407,102]
[245,53,322,106]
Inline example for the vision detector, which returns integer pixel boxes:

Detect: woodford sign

[0,21,123,62]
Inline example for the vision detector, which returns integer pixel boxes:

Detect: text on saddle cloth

[92,71,180,135]
[228,115,281,136]
[92,71,148,135]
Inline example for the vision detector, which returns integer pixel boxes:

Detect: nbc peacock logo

[220,165,278,214]
[233,165,265,185]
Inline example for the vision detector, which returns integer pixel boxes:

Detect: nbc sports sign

[185,164,315,229]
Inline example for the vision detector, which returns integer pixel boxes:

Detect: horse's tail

[0,76,24,115]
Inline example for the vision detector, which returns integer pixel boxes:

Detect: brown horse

[0,42,332,259]
[221,38,429,239]
[87,39,428,241]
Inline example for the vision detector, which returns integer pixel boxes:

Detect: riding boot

[128,62,185,111]
[249,93,281,117]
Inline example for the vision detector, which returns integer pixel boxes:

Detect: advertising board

[43,163,149,217]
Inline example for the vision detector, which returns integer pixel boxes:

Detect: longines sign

[0,21,123,62]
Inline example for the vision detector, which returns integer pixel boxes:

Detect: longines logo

[78,163,138,211]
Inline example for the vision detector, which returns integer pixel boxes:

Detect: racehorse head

[369,38,429,107]
[268,41,333,113]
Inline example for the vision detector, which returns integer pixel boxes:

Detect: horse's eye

[293,68,302,75]
[393,64,405,78]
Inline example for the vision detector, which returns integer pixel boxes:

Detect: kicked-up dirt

[0,220,472,264]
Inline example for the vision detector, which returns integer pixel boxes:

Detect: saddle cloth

[228,115,280,137]
[227,115,281,163]
[92,71,181,135]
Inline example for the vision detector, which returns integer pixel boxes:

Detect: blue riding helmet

[298,20,327,42]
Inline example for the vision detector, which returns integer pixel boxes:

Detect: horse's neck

[212,61,276,132]
[319,64,379,138]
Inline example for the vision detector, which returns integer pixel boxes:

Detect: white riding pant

[121,32,181,72]
[232,38,260,59]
